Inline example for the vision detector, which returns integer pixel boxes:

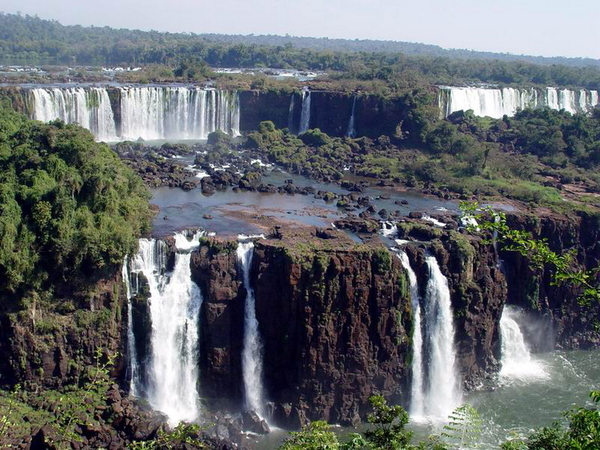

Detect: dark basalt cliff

[501,212,600,349]
[238,89,427,138]
[191,229,413,427]
[398,225,507,389]
[252,231,412,427]
[0,275,127,388]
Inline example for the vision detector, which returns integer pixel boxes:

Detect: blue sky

[2,0,599,59]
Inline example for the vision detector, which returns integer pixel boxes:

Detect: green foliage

[441,404,482,449]
[128,423,207,449]
[278,421,342,450]
[2,14,600,89]
[501,390,600,450]
[460,202,600,306]
[0,104,151,306]
[363,395,413,450]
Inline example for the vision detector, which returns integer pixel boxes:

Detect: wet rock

[241,410,270,434]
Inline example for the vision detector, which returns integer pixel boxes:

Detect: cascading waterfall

[122,256,139,396]
[27,86,240,141]
[299,88,311,134]
[237,239,267,418]
[287,93,296,134]
[422,255,462,420]
[500,306,548,380]
[29,87,118,141]
[346,96,357,137]
[124,231,203,426]
[397,251,425,418]
[439,86,600,118]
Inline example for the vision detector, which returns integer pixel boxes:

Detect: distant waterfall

[397,251,425,418]
[439,86,600,118]
[27,86,241,141]
[287,93,296,134]
[30,87,118,141]
[237,240,267,417]
[299,88,311,134]
[124,232,203,426]
[346,96,357,138]
[422,255,462,419]
[500,306,548,380]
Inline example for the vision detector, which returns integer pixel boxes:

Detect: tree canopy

[0,101,151,308]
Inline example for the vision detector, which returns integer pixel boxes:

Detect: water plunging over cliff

[397,251,425,418]
[27,86,240,141]
[438,86,600,118]
[237,239,267,418]
[287,94,296,134]
[299,88,311,134]
[346,96,357,138]
[422,255,462,420]
[125,232,203,425]
[500,306,548,381]
[30,87,118,141]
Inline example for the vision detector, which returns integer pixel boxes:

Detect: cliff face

[502,212,600,349]
[190,239,245,408]
[397,224,507,389]
[238,90,423,138]
[0,275,127,388]
[190,229,412,427]
[252,231,412,427]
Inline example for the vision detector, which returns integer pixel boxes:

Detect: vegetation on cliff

[0,101,152,308]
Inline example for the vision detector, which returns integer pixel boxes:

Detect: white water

[346,96,357,138]
[287,93,296,134]
[422,255,462,420]
[28,86,240,141]
[237,240,267,418]
[299,88,311,134]
[422,214,446,228]
[380,221,398,238]
[30,87,118,141]
[121,256,139,396]
[500,306,548,381]
[397,251,425,418]
[125,232,203,426]
[439,86,600,118]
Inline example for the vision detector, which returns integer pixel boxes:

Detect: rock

[241,410,270,434]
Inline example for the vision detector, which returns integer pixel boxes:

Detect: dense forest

[0,100,151,309]
[1,13,600,89]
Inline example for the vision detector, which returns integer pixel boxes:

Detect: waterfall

[119,87,240,140]
[380,221,398,238]
[397,251,425,418]
[422,255,462,420]
[124,231,203,426]
[287,93,296,134]
[438,86,600,118]
[27,86,241,141]
[346,96,357,137]
[30,87,118,141]
[122,256,139,396]
[500,306,548,381]
[237,239,267,418]
[299,88,311,134]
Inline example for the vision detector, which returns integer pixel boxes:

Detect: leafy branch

[460,201,600,306]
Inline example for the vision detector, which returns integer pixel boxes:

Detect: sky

[1,0,599,59]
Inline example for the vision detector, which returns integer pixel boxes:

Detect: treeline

[1,14,600,89]
[0,100,151,309]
